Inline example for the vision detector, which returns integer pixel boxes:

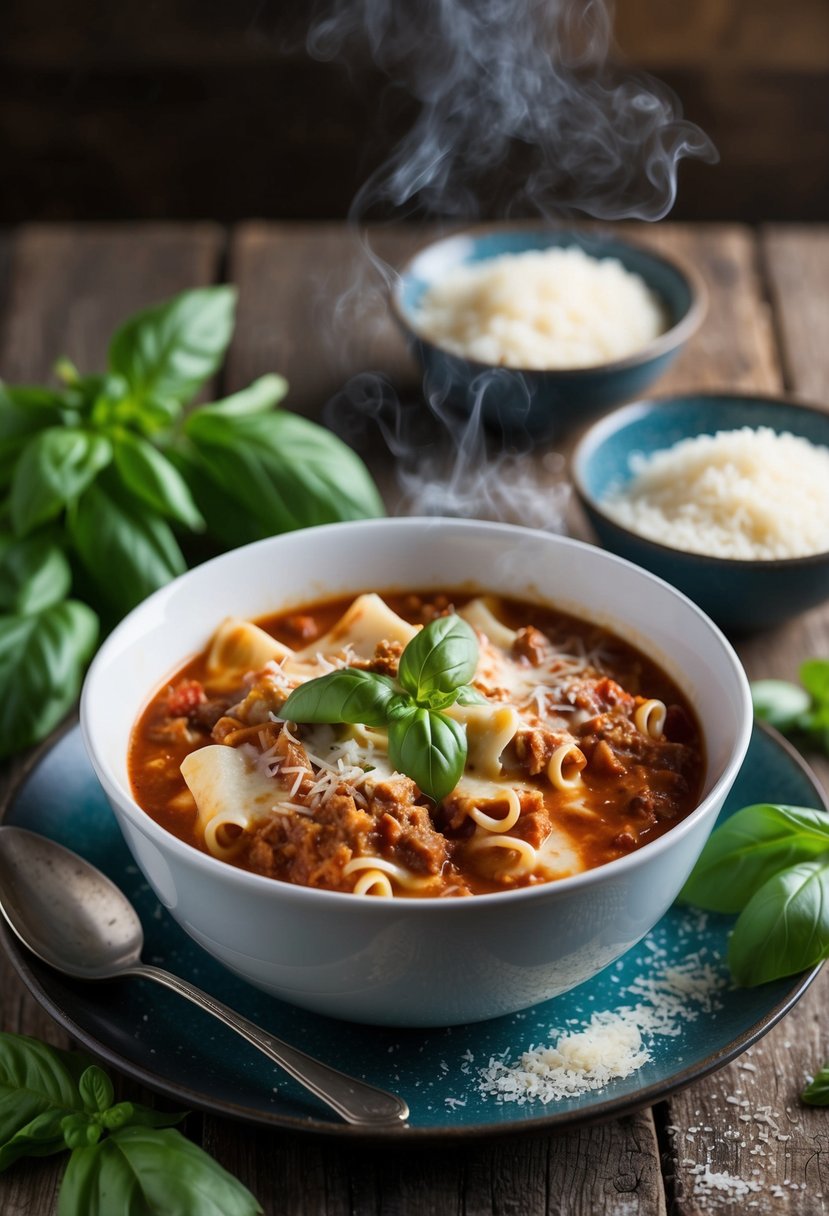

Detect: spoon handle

[127,963,408,1127]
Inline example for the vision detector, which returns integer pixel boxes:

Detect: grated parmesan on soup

[602,426,829,560]
[412,246,666,369]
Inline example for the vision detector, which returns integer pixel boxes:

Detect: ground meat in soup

[129,592,705,898]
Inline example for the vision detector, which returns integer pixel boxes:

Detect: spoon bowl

[0,826,143,979]
[0,826,409,1127]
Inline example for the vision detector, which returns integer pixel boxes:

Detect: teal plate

[1,724,825,1140]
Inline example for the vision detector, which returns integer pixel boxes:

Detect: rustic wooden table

[1,222,828,1215]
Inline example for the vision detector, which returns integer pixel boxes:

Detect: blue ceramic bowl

[393,227,706,442]
[572,393,829,633]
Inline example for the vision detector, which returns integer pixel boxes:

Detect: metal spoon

[0,826,409,1128]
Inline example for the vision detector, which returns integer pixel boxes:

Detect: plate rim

[0,720,825,1141]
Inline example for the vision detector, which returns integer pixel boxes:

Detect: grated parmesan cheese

[413,246,665,370]
[477,953,726,1105]
[602,426,829,560]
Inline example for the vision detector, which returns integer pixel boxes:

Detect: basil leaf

[59,1128,262,1216]
[0,1032,90,1171]
[184,410,384,532]
[113,432,204,531]
[0,1109,68,1169]
[751,679,812,731]
[0,385,66,484]
[194,374,288,420]
[680,804,829,913]
[11,428,112,535]
[70,479,185,618]
[61,1113,101,1150]
[388,705,466,802]
[0,534,72,614]
[105,1102,185,1130]
[109,286,236,410]
[455,684,487,706]
[78,1067,114,1115]
[728,859,829,986]
[802,1065,829,1106]
[0,600,99,757]
[281,669,397,727]
[800,660,829,707]
[398,615,478,705]
[169,447,266,550]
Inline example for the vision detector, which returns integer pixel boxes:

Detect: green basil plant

[0,286,384,756]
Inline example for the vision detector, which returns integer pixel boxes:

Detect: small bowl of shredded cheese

[393,228,705,441]
[572,393,829,631]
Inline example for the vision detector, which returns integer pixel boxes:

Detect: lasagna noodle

[446,702,520,779]
[295,593,417,661]
[180,744,297,859]
[206,618,295,687]
[459,597,518,650]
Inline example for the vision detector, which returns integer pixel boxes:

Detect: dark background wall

[1,0,827,223]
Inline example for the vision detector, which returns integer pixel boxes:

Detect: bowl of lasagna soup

[81,519,751,1026]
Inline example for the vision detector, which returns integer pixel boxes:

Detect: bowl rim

[81,517,752,912]
[571,391,829,570]
[389,222,708,378]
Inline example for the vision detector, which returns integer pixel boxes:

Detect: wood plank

[226,221,422,416]
[0,222,224,380]
[0,223,224,1216]
[621,223,781,395]
[204,1109,666,1216]
[615,0,829,71]
[662,225,829,1215]
[762,226,829,403]
[222,218,668,1216]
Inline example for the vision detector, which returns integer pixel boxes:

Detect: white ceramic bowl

[81,519,751,1027]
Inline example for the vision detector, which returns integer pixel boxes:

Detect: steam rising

[310,0,715,528]
[325,371,570,529]
[308,0,716,223]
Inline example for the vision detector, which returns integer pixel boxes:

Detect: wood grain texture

[203,1109,666,1216]
[2,221,829,1215]
[226,221,422,416]
[660,222,829,1216]
[0,223,224,380]
[761,226,829,404]
[624,223,781,395]
[0,223,223,1216]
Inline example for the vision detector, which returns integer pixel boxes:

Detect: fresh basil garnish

[112,431,205,531]
[802,1065,829,1106]
[281,614,479,802]
[680,803,829,913]
[0,600,98,758]
[751,679,811,732]
[0,1033,260,1215]
[108,285,237,411]
[387,705,467,804]
[0,535,72,616]
[397,614,478,704]
[727,859,829,987]
[0,286,384,756]
[70,478,186,622]
[751,661,829,754]
[11,428,112,535]
[282,669,396,728]
[681,802,829,987]
[184,407,384,534]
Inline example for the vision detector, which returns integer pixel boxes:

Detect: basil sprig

[752,660,829,753]
[281,615,481,802]
[802,1065,829,1106]
[0,285,384,757]
[680,803,829,986]
[0,1032,261,1215]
